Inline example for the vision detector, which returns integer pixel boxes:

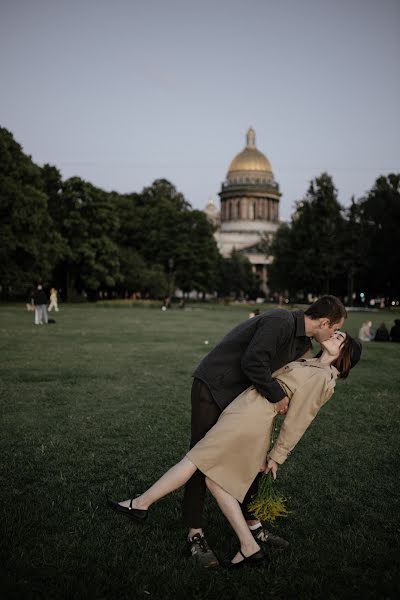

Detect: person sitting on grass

[373,323,390,342]
[358,320,373,342]
[108,331,361,569]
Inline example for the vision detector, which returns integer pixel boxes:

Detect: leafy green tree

[262,224,297,295]
[358,174,400,301]
[174,210,220,295]
[267,173,345,297]
[217,250,257,298]
[0,128,63,297]
[0,127,43,189]
[141,265,168,298]
[54,177,120,298]
[340,198,372,305]
[114,180,220,298]
[117,247,149,295]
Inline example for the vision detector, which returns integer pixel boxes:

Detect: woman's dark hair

[332,334,362,379]
[304,295,347,325]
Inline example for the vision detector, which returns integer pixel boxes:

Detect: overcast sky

[1,0,399,221]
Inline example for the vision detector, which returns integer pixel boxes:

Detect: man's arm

[241,315,291,403]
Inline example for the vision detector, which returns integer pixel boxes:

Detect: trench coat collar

[296,357,340,380]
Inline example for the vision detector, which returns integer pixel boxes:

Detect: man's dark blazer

[193,308,312,411]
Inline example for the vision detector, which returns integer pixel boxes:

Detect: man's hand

[263,458,279,479]
[271,396,289,415]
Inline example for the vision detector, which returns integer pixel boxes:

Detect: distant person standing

[48,288,59,312]
[33,284,48,325]
[390,319,400,343]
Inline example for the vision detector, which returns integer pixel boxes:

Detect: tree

[340,198,372,305]
[114,180,220,298]
[267,173,345,297]
[173,210,220,295]
[53,177,120,298]
[0,128,63,298]
[357,174,400,301]
[217,250,257,299]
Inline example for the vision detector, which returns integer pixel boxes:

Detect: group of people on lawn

[358,319,400,342]
[26,283,59,325]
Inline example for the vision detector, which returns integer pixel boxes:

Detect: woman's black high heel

[223,548,267,569]
[107,497,148,522]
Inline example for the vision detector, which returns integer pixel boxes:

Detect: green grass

[0,304,399,600]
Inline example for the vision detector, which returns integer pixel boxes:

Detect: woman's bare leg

[205,477,260,564]
[118,457,197,510]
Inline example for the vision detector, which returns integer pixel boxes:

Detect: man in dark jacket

[33,284,48,325]
[184,295,347,567]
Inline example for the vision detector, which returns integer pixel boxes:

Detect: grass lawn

[1,304,399,600]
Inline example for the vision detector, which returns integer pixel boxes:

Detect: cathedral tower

[214,128,281,292]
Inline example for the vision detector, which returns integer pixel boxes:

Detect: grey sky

[1,0,399,220]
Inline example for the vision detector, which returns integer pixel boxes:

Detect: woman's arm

[268,372,334,466]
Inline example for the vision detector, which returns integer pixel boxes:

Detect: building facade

[205,127,281,293]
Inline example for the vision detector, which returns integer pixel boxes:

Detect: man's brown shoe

[251,525,289,549]
[187,533,219,568]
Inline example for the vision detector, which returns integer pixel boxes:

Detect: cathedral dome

[227,128,273,180]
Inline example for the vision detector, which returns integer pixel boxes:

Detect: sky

[1,0,399,221]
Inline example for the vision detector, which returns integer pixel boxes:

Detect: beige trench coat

[186,359,339,502]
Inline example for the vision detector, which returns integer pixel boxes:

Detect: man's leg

[182,379,221,529]
[37,306,44,324]
[182,378,221,566]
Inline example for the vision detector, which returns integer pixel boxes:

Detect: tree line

[264,172,400,305]
[0,127,256,301]
[1,127,398,304]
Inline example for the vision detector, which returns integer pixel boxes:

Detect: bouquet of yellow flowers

[248,418,288,523]
[247,471,288,523]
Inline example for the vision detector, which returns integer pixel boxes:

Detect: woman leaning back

[108,331,362,568]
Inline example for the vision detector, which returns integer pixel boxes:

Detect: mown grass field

[1,304,399,600]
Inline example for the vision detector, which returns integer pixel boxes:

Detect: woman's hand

[262,458,279,479]
[273,396,289,415]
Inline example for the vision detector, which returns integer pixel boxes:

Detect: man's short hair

[304,295,347,325]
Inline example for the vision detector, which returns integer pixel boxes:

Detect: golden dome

[227,128,273,177]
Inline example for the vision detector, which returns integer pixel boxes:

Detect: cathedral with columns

[204,127,281,293]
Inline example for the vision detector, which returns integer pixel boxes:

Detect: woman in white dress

[108,331,361,568]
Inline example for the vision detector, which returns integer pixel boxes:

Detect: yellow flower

[248,472,288,523]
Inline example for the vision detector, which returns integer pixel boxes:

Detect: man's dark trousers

[182,378,261,527]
